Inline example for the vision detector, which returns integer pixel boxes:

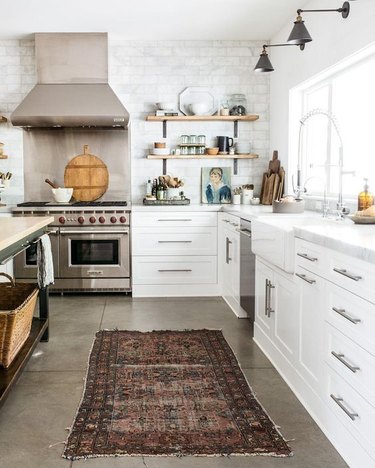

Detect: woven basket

[0,273,39,368]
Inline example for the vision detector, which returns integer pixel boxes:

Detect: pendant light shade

[287,2,351,45]
[287,16,313,45]
[254,48,274,73]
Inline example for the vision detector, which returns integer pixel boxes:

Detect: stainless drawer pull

[223,219,230,223]
[239,229,252,238]
[230,222,239,227]
[158,240,192,244]
[295,273,316,284]
[158,269,192,272]
[331,351,360,373]
[330,394,359,421]
[226,237,232,264]
[297,252,318,262]
[267,281,275,317]
[157,219,192,222]
[333,268,362,282]
[332,307,361,324]
[265,279,269,316]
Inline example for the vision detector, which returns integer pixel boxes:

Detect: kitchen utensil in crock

[45,178,59,189]
[64,145,109,202]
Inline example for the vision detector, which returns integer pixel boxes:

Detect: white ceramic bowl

[189,102,211,115]
[52,187,73,203]
[151,147,171,156]
[156,102,175,110]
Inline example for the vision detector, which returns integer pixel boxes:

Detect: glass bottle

[151,178,158,197]
[358,178,374,211]
[146,178,152,196]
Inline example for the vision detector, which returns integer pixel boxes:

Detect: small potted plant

[242,184,254,204]
[232,187,242,205]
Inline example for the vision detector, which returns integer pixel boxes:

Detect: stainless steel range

[12,201,131,292]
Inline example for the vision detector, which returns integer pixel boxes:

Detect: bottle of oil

[358,178,374,211]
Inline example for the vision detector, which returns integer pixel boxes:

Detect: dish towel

[37,234,54,288]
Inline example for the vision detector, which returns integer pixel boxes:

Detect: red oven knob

[89,216,96,224]
[110,216,117,223]
[59,216,66,224]
[99,216,105,224]
[78,216,85,224]
[119,216,127,223]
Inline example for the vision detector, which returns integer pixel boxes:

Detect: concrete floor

[0,295,347,468]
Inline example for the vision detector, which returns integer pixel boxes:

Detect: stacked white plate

[235,141,252,154]
[151,147,170,156]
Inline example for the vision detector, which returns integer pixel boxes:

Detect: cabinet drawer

[220,212,240,232]
[132,227,217,256]
[326,367,375,459]
[328,250,375,304]
[295,238,327,275]
[133,256,217,285]
[133,212,217,227]
[325,323,375,405]
[326,282,375,356]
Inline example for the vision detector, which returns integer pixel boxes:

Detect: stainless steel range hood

[11,33,129,128]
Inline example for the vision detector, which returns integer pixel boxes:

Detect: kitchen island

[0,216,54,408]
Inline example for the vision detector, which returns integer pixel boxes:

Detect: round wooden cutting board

[64,145,109,201]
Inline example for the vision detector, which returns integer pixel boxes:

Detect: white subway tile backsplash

[0,39,270,204]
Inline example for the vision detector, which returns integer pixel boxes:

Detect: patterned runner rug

[63,329,292,459]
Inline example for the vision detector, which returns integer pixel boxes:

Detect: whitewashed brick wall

[0,39,270,204]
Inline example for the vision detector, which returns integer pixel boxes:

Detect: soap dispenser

[358,178,374,211]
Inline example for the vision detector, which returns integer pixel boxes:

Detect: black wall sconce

[254,43,305,73]
[288,1,350,45]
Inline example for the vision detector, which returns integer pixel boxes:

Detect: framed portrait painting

[201,167,232,204]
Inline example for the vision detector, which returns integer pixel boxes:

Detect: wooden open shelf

[148,153,259,175]
[0,155,8,160]
[0,116,7,123]
[147,115,259,122]
[147,154,259,160]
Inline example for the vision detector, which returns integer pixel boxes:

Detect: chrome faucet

[294,108,353,219]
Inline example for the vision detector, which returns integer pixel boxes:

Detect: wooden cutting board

[64,145,109,201]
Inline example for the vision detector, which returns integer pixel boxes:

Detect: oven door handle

[60,230,128,235]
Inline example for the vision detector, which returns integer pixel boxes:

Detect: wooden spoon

[45,178,59,189]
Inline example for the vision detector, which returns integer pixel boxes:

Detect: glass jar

[180,135,189,144]
[228,94,247,116]
[188,135,197,144]
[197,135,206,144]
[181,146,189,155]
[188,146,196,155]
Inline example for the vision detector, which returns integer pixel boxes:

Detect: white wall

[0,39,271,204]
[269,0,375,193]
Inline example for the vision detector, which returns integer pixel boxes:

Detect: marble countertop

[0,216,54,252]
[294,219,375,263]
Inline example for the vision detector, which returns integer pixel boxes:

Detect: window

[290,45,375,199]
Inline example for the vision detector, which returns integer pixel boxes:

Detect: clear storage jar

[228,94,247,116]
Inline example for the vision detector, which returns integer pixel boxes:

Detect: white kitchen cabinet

[219,212,246,318]
[254,258,299,365]
[295,267,325,394]
[132,211,219,297]
[296,238,375,467]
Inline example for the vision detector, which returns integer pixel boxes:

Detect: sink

[251,214,332,273]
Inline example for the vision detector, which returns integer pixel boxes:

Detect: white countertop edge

[294,225,375,264]
[0,216,54,252]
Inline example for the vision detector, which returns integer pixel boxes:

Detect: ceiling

[2,0,307,41]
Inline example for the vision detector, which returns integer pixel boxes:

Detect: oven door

[14,228,59,279]
[59,227,129,279]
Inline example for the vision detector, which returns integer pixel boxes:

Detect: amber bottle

[358,179,374,211]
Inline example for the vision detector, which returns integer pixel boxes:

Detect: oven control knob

[89,216,96,224]
[59,216,66,224]
[78,216,85,224]
[99,216,105,224]
[119,216,127,223]
[110,216,117,223]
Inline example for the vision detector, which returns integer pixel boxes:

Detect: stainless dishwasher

[239,218,256,328]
